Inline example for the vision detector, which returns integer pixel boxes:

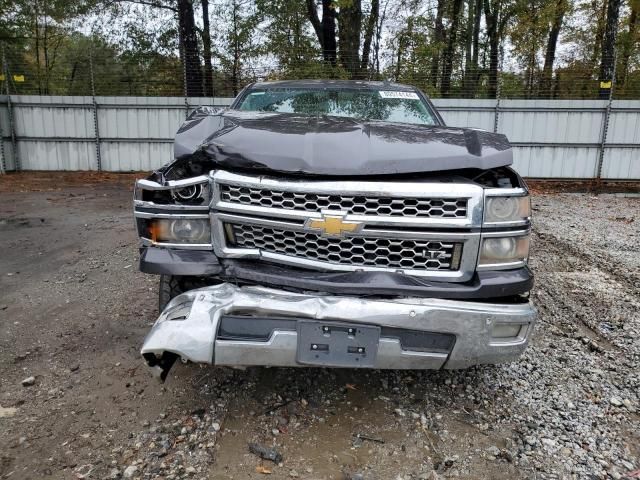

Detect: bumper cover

[141,283,536,377]
[139,247,534,300]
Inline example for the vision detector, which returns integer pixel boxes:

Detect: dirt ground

[0,173,638,480]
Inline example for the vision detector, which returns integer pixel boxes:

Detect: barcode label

[379,91,420,100]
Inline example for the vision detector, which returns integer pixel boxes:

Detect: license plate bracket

[296,320,380,367]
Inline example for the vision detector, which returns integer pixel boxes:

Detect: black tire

[158,275,184,312]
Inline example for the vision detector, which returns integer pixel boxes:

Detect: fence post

[596,55,616,183]
[0,99,5,174]
[493,47,505,133]
[1,47,18,172]
[182,46,190,119]
[89,49,102,171]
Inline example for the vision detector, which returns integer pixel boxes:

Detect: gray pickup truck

[133,80,536,381]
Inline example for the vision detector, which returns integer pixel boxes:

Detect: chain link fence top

[0,38,637,100]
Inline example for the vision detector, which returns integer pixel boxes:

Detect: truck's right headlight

[478,234,530,268]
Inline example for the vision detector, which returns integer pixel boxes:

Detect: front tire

[158,275,184,312]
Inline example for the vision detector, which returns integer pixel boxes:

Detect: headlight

[485,196,530,223]
[171,184,205,203]
[134,176,210,206]
[147,218,211,244]
[479,234,530,267]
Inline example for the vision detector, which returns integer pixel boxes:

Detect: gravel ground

[0,174,638,480]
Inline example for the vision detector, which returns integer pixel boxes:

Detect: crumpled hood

[172,109,512,176]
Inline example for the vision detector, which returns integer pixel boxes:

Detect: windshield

[235,88,438,126]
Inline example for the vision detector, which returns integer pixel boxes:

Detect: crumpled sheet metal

[140,283,536,369]
[169,108,513,177]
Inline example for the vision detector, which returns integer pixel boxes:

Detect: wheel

[158,274,184,312]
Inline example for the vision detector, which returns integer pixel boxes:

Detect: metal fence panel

[100,141,173,172]
[1,95,638,179]
[511,146,600,179]
[600,148,640,179]
[432,99,496,131]
[18,139,96,170]
[606,101,640,144]
[497,100,606,144]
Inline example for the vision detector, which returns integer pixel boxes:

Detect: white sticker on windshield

[379,90,420,100]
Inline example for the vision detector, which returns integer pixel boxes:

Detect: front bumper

[141,283,537,379]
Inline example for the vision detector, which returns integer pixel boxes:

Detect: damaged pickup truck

[134,80,536,381]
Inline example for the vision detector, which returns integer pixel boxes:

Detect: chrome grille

[229,223,462,271]
[219,184,468,218]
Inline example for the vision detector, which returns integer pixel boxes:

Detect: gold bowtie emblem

[305,213,362,237]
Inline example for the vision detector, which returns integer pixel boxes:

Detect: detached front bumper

[141,284,536,380]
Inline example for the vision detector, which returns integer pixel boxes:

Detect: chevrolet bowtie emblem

[305,212,362,237]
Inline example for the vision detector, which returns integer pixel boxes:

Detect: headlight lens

[134,177,210,206]
[485,196,530,223]
[479,234,530,266]
[171,184,206,203]
[149,218,211,244]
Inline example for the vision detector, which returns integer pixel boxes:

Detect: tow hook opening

[143,352,179,382]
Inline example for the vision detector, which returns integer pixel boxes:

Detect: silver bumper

[141,284,536,375]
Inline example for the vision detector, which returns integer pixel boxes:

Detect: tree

[338,0,363,76]
[462,0,483,97]
[599,0,622,98]
[212,0,258,95]
[618,0,639,89]
[306,0,337,64]
[177,0,203,96]
[429,0,446,88]
[541,0,568,97]
[440,0,464,97]
[202,0,214,96]
[256,0,319,76]
[484,0,514,98]
[360,0,379,73]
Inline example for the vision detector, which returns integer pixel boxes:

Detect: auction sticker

[379,90,420,100]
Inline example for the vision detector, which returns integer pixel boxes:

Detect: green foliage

[0,0,639,99]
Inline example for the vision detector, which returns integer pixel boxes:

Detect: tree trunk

[374,0,389,74]
[483,0,500,98]
[338,0,362,78]
[321,0,337,65]
[360,0,379,75]
[599,0,622,98]
[202,0,214,97]
[306,0,337,65]
[429,0,446,88]
[591,0,608,66]
[34,1,42,95]
[395,33,404,81]
[440,0,464,97]
[306,0,323,45]
[541,0,566,98]
[462,0,474,92]
[43,8,50,94]
[470,0,482,97]
[618,0,639,87]
[231,0,240,96]
[178,0,203,97]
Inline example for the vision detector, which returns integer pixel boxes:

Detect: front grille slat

[230,224,461,271]
[220,184,467,219]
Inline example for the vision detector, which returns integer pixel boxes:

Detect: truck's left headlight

[485,195,530,223]
[478,234,530,267]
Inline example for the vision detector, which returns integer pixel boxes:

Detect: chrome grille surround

[219,184,468,218]
[211,171,485,281]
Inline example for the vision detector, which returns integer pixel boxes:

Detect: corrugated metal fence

[1,95,639,179]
